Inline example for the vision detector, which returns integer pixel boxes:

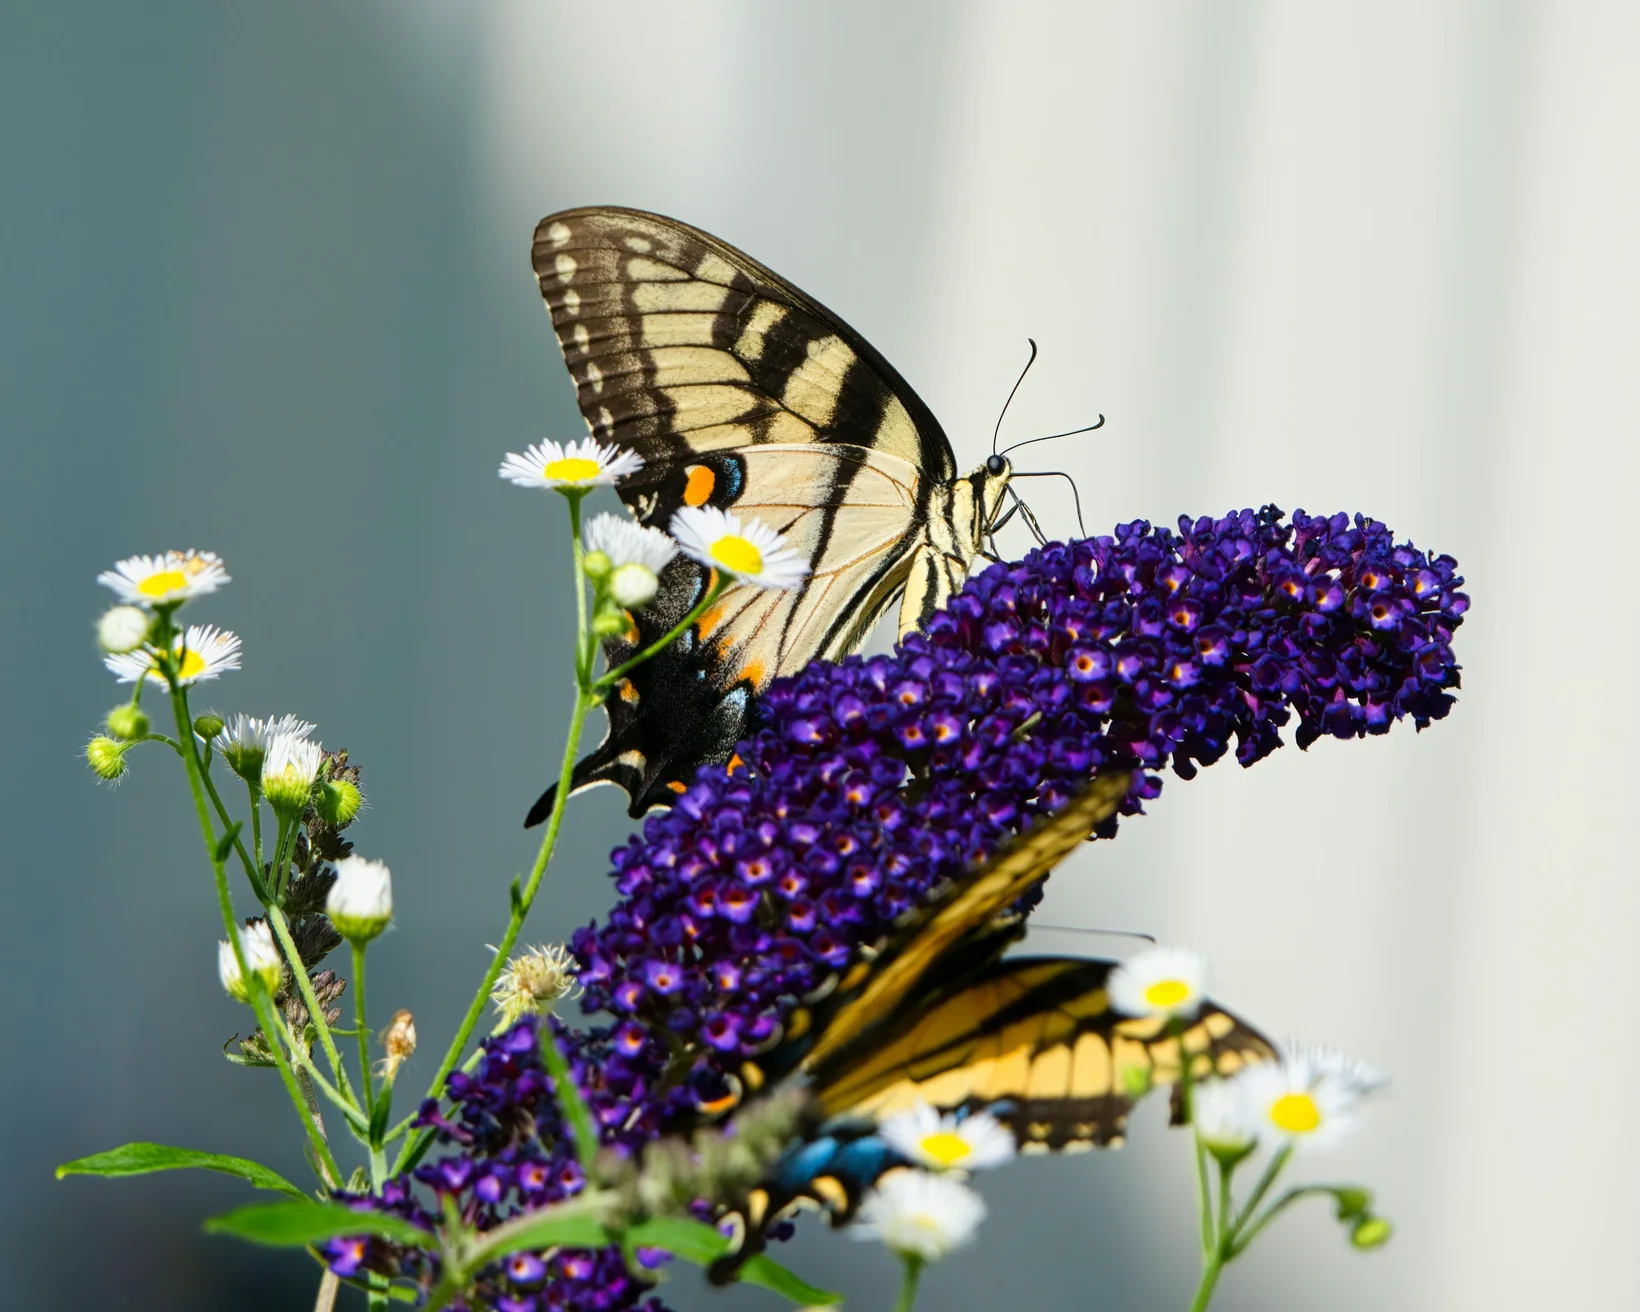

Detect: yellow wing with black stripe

[524,207,1012,823]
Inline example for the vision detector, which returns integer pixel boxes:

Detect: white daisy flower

[1235,1045,1383,1154]
[879,1104,1015,1174]
[104,624,242,687]
[218,921,282,1004]
[1107,944,1209,1020]
[98,550,229,608]
[669,506,810,590]
[1190,1079,1255,1156]
[851,1169,986,1262]
[220,713,317,783]
[326,855,394,942]
[583,512,679,609]
[262,731,325,817]
[498,437,643,489]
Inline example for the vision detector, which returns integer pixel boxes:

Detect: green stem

[1227,1145,1292,1244]
[247,779,264,872]
[168,682,339,1184]
[266,903,357,1105]
[198,753,268,901]
[1226,1185,1326,1259]
[275,1010,371,1133]
[594,575,727,691]
[391,685,593,1175]
[393,496,596,1176]
[352,940,376,1127]
[1187,1253,1224,1312]
[892,1255,923,1312]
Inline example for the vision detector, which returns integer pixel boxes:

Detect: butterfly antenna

[999,412,1105,459]
[991,338,1039,457]
[1010,470,1088,538]
[1029,924,1159,944]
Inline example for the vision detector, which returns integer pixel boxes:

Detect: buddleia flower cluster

[330,506,1462,1311]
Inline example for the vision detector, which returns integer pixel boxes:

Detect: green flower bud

[591,607,629,638]
[105,703,149,741]
[194,713,224,741]
[1331,1187,1373,1221]
[86,735,128,781]
[582,549,613,582]
[1351,1216,1392,1249]
[96,605,151,654]
[316,778,363,827]
[609,562,659,609]
[262,736,322,820]
[326,856,393,943]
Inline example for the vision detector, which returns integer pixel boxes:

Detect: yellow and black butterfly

[702,776,1277,1281]
[524,207,1018,824]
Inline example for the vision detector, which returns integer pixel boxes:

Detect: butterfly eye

[986,454,1007,476]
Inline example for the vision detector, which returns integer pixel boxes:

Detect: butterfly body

[525,207,1013,822]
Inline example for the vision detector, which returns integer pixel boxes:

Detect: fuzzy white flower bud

[326,855,393,942]
[609,562,660,608]
[219,921,282,1004]
[97,605,151,654]
[262,732,323,819]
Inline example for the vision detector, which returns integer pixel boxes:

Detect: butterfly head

[970,454,1014,547]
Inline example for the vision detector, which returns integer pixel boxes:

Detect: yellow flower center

[1143,978,1191,1009]
[176,648,207,680]
[710,534,764,576]
[138,570,188,598]
[1269,1092,1322,1134]
[918,1132,972,1167]
[542,456,602,483]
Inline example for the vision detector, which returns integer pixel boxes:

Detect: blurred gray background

[4,2,1636,1308]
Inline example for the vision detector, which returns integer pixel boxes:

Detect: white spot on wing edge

[583,361,604,394]
[572,323,590,353]
[562,287,581,315]
[546,221,572,247]
[555,252,577,283]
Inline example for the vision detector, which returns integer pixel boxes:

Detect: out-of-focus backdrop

[4,3,1636,1308]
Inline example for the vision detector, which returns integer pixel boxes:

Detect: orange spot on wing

[738,658,767,689]
[667,780,688,794]
[617,679,639,704]
[683,464,715,506]
[695,602,727,639]
[726,753,745,775]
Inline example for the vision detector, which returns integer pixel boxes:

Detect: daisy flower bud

[498,437,643,491]
[104,703,148,741]
[219,921,282,1004]
[98,549,229,609]
[582,549,614,582]
[583,513,677,611]
[326,855,393,943]
[1107,944,1209,1020]
[193,713,224,741]
[879,1104,1014,1174]
[222,713,316,784]
[86,735,128,781]
[316,778,363,827]
[1190,1079,1256,1161]
[851,1169,987,1262]
[380,1009,417,1080]
[1352,1216,1393,1249]
[96,605,151,654]
[670,506,809,590]
[104,624,241,688]
[491,944,581,1028]
[262,732,324,819]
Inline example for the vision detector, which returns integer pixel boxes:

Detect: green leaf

[56,1143,307,1200]
[538,1026,599,1169]
[368,1087,394,1147]
[624,1216,729,1263]
[214,822,243,864]
[739,1254,843,1305]
[203,1201,435,1248]
[465,1196,615,1265]
[621,1219,841,1305]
